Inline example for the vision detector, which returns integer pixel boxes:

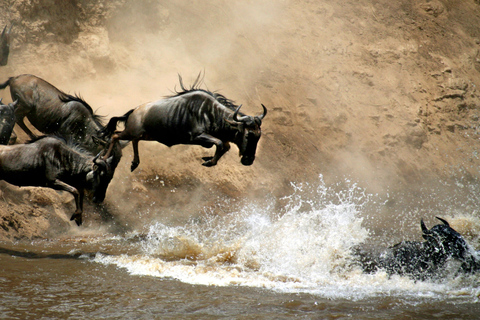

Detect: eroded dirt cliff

[1,0,480,240]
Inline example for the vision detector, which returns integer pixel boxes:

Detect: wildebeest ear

[92,135,108,146]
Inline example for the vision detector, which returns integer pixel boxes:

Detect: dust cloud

[1,0,480,240]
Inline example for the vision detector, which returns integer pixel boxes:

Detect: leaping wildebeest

[102,76,267,171]
[0,136,117,226]
[0,74,122,168]
[0,24,12,66]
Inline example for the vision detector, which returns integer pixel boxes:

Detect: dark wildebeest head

[0,24,12,66]
[0,99,17,144]
[420,217,473,265]
[86,152,116,204]
[227,104,267,166]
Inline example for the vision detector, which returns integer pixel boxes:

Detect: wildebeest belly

[0,147,51,187]
[0,169,51,187]
[141,104,200,147]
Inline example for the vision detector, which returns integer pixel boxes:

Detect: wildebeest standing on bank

[0,98,17,144]
[0,74,123,168]
[102,77,267,171]
[0,24,12,66]
[0,136,118,226]
[354,217,480,280]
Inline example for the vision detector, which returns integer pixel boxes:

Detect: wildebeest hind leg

[16,117,37,139]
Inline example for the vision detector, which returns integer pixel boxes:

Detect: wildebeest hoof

[131,161,139,172]
[70,213,82,226]
[202,156,218,167]
[202,160,216,167]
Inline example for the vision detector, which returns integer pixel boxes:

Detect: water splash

[93,176,480,300]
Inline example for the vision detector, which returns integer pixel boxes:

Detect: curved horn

[93,151,102,163]
[0,98,3,104]
[94,157,108,172]
[1,25,6,38]
[436,217,450,226]
[232,104,250,123]
[421,219,431,234]
[257,104,267,120]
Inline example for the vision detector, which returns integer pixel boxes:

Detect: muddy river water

[1,177,480,319]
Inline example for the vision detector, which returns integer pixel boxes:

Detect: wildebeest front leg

[131,139,140,172]
[194,133,230,167]
[49,179,84,226]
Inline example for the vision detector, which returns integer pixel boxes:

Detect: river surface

[1,177,480,319]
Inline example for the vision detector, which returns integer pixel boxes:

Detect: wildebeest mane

[58,92,105,126]
[26,134,92,156]
[170,73,245,115]
[26,135,62,144]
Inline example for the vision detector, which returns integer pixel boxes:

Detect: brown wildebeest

[0,24,12,66]
[102,76,267,171]
[0,74,122,168]
[0,136,118,226]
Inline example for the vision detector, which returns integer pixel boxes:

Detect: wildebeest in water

[0,24,12,66]
[0,98,17,145]
[102,76,267,171]
[0,136,117,226]
[0,74,123,168]
[354,217,480,280]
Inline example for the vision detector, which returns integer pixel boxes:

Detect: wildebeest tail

[0,77,12,90]
[101,109,135,137]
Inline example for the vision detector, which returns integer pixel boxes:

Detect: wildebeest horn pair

[0,98,18,106]
[421,217,450,234]
[232,104,268,123]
